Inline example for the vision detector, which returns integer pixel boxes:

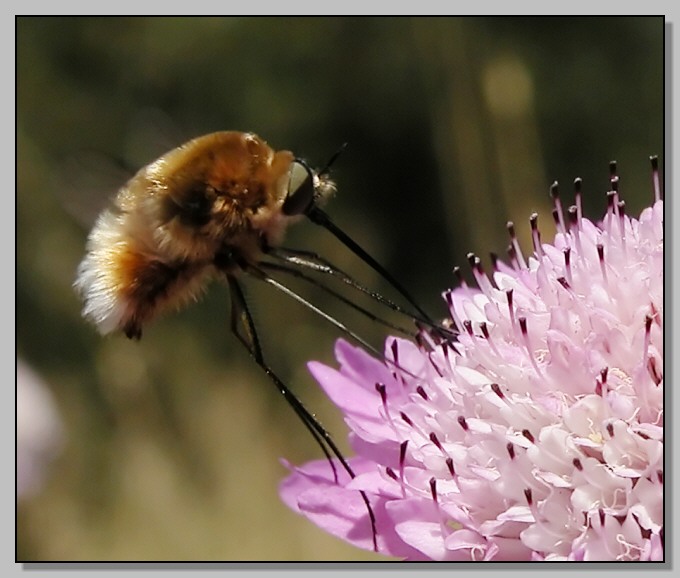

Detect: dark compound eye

[282,160,315,216]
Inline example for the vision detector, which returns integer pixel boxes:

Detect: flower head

[280,160,664,561]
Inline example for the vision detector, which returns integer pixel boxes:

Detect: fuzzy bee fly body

[75,131,334,340]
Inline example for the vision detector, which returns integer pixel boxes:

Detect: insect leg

[268,247,415,317]
[258,261,416,338]
[245,262,422,380]
[244,264,392,363]
[226,275,378,551]
[268,245,457,342]
[227,274,334,473]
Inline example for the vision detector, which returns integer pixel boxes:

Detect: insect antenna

[316,142,348,179]
[226,275,378,551]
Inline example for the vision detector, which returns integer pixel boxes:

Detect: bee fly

[74,131,453,550]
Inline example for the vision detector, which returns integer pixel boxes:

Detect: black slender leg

[267,245,457,342]
[226,274,378,551]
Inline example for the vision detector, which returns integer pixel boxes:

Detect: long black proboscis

[305,206,427,315]
[305,205,455,343]
[226,275,378,551]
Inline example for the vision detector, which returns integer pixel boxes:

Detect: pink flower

[17,359,65,500]
[280,161,664,561]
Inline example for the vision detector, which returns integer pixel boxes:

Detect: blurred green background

[16,16,663,561]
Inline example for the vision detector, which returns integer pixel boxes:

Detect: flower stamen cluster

[280,159,663,561]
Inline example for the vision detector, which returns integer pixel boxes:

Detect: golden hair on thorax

[75,131,334,339]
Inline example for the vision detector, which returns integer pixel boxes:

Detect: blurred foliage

[16,16,663,561]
